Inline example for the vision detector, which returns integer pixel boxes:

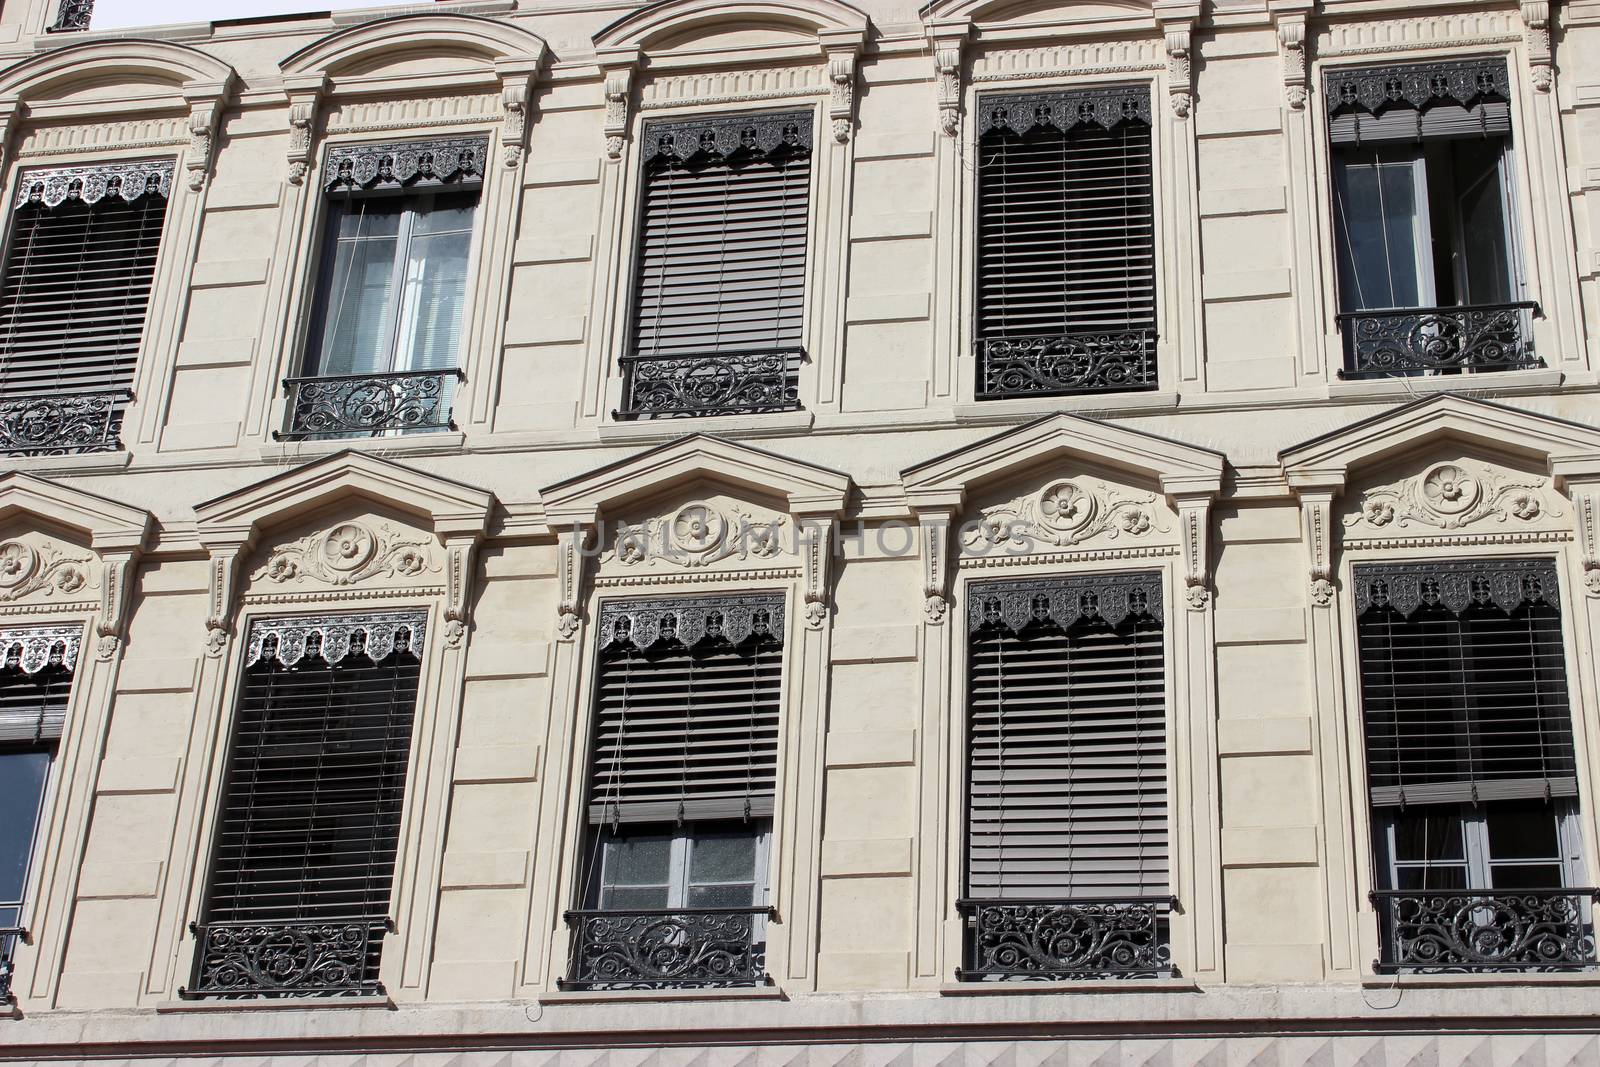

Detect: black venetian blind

[1354,559,1576,808]
[975,87,1157,397]
[965,574,1168,899]
[587,596,784,825]
[0,166,171,399]
[1325,57,1511,146]
[0,630,78,745]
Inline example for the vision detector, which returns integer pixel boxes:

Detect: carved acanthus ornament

[930,21,969,138]
[185,99,221,192]
[826,47,858,144]
[501,78,532,168]
[964,480,1167,553]
[601,55,638,161]
[283,78,326,186]
[1175,496,1212,610]
[611,502,787,569]
[1571,488,1600,596]
[557,526,591,640]
[1523,2,1554,93]
[1299,490,1337,608]
[1278,15,1309,110]
[801,517,835,629]
[443,537,478,649]
[96,552,136,661]
[254,522,439,589]
[919,511,953,625]
[204,549,241,658]
[1344,462,1559,534]
[0,539,96,602]
[1158,18,1195,119]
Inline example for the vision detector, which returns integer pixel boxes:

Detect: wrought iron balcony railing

[1337,302,1541,379]
[0,388,127,458]
[562,906,773,990]
[615,347,802,420]
[182,918,390,999]
[49,1,93,32]
[0,927,22,1004]
[280,369,462,440]
[956,897,1175,981]
[1371,888,1600,973]
[977,329,1158,399]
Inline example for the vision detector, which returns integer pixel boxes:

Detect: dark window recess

[1354,558,1597,973]
[959,573,1172,981]
[619,112,812,421]
[565,595,784,990]
[0,161,172,457]
[1325,57,1538,378]
[186,613,426,999]
[974,87,1158,400]
[284,137,486,441]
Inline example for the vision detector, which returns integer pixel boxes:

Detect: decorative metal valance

[0,624,82,676]
[968,571,1164,634]
[1323,56,1509,117]
[322,136,488,194]
[14,159,175,210]
[245,610,428,668]
[597,594,786,651]
[641,110,813,163]
[1353,558,1559,618]
[977,86,1153,138]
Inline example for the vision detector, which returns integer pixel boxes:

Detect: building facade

[1,0,1600,1062]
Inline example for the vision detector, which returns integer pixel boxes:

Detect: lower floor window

[1377,800,1584,892]
[592,823,770,911]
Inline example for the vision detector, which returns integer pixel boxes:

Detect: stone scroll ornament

[14,159,175,210]
[245,610,428,669]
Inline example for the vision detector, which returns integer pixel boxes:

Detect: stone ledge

[940,978,1200,996]
[539,985,786,1005]
[154,994,396,1014]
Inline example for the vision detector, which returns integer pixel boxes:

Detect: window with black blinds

[974,87,1157,399]
[201,618,423,928]
[587,596,785,826]
[1354,559,1576,808]
[0,164,171,401]
[1324,57,1511,146]
[0,629,79,745]
[621,112,812,419]
[965,574,1168,899]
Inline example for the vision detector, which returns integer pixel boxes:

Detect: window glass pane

[314,199,403,377]
[1489,864,1565,889]
[601,832,672,887]
[394,229,471,372]
[1333,148,1425,311]
[688,830,757,887]
[687,883,756,908]
[0,748,52,911]
[1485,800,1562,861]
[1449,138,1514,306]
[602,885,672,910]
[1394,864,1469,890]
[1390,809,1466,863]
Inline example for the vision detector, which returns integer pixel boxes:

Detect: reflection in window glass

[0,747,52,930]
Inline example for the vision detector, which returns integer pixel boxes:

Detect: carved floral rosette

[968,571,1164,635]
[964,479,1166,553]
[0,538,95,602]
[641,110,813,164]
[597,594,786,651]
[610,502,787,569]
[1352,558,1559,619]
[245,610,428,669]
[14,159,175,210]
[1345,461,1557,534]
[0,624,83,676]
[254,521,439,588]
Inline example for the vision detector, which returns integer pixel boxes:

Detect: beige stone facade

[1,0,1600,1062]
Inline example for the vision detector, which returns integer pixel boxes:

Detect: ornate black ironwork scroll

[245,610,428,670]
[1352,558,1560,618]
[0,626,82,677]
[280,369,461,440]
[0,928,21,1003]
[562,907,773,990]
[14,161,173,210]
[968,571,1164,635]
[957,899,1175,981]
[184,920,389,998]
[1324,56,1510,117]
[616,348,802,420]
[978,330,1157,398]
[1372,889,1600,972]
[641,111,813,163]
[1338,304,1539,378]
[49,1,93,31]
[0,390,127,458]
[323,136,488,193]
[976,85,1153,136]
[597,594,786,652]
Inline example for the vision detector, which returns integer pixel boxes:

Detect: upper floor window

[617,112,812,422]
[0,161,173,458]
[1325,57,1538,378]
[0,626,80,1005]
[185,612,426,1000]
[565,595,784,990]
[48,1,93,32]
[1353,559,1596,973]
[973,87,1157,401]
[283,138,486,441]
[959,573,1172,981]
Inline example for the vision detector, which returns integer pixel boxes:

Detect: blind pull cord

[744,639,759,824]
[677,641,693,828]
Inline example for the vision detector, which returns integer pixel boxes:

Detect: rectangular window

[1325,57,1537,377]
[960,573,1171,981]
[0,161,173,457]
[1353,559,1595,972]
[0,625,80,1005]
[973,86,1157,400]
[565,595,784,990]
[186,612,426,1000]
[619,112,812,421]
[285,138,486,440]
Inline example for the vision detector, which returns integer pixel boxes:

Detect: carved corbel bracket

[599,51,640,162]
[283,76,327,186]
[556,525,592,640]
[1568,486,1600,597]
[0,100,21,188]
[1277,16,1309,110]
[800,516,837,630]
[500,77,533,168]
[824,44,859,144]
[1172,494,1212,610]
[1299,489,1338,607]
[204,546,243,657]
[95,550,137,661]
[443,534,480,649]
[181,78,234,193]
[1155,4,1199,119]
[917,510,954,625]
[929,20,971,138]
[1522,1,1554,93]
